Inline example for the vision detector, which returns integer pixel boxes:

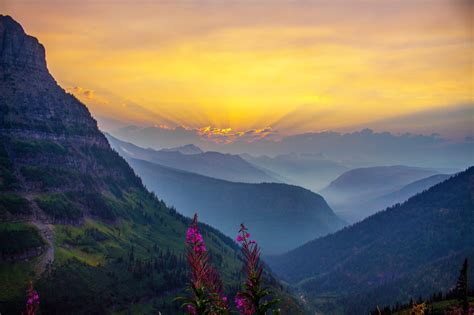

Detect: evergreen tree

[455,258,469,312]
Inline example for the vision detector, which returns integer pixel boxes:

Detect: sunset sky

[2,0,473,140]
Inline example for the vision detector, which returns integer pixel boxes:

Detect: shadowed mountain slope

[120,156,345,255]
[269,167,474,313]
[107,133,278,183]
[320,165,440,222]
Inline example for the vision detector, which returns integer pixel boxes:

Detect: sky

[2,0,473,141]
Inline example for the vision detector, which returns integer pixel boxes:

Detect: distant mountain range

[363,173,451,213]
[107,134,278,183]
[160,143,203,154]
[242,153,348,191]
[320,165,442,222]
[113,126,473,171]
[268,167,474,313]
[118,155,345,254]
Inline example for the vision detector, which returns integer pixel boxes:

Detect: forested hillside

[269,167,474,313]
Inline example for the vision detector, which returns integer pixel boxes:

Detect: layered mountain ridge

[107,133,278,183]
[107,135,345,254]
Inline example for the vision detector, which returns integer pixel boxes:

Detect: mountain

[268,167,474,314]
[160,143,203,154]
[107,134,278,183]
[320,165,440,222]
[113,126,473,171]
[366,174,451,211]
[242,153,348,191]
[333,173,452,223]
[0,15,303,314]
[118,156,345,255]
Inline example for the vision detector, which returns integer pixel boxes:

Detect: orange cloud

[196,126,277,144]
[67,86,97,100]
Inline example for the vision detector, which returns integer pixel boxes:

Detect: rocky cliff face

[0,14,140,222]
[0,15,107,142]
[0,15,48,73]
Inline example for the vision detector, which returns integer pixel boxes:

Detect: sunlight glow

[4,0,472,139]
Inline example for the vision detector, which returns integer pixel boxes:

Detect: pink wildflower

[234,293,255,315]
[234,224,279,314]
[181,213,229,314]
[24,281,39,315]
[235,295,245,310]
[186,304,197,315]
[186,219,207,254]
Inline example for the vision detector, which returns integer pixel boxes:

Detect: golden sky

[2,0,473,138]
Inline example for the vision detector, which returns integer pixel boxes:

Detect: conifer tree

[455,258,469,312]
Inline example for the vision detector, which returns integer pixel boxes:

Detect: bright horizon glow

[2,0,473,141]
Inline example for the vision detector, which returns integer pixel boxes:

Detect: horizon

[2,0,473,143]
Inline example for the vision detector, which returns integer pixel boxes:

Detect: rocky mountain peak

[0,15,136,221]
[0,15,48,73]
[0,15,107,145]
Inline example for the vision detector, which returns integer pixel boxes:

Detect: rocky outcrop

[0,15,108,143]
[0,15,48,73]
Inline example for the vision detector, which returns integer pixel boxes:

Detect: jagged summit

[0,15,48,73]
[0,15,135,216]
[0,15,105,143]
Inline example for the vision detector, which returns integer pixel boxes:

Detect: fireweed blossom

[177,214,229,314]
[235,224,280,315]
[23,281,39,315]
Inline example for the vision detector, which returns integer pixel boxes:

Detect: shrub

[0,194,32,216]
[0,224,45,256]
[35,194,82,222]
[12,140,67,157]
[66,192,117,221]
